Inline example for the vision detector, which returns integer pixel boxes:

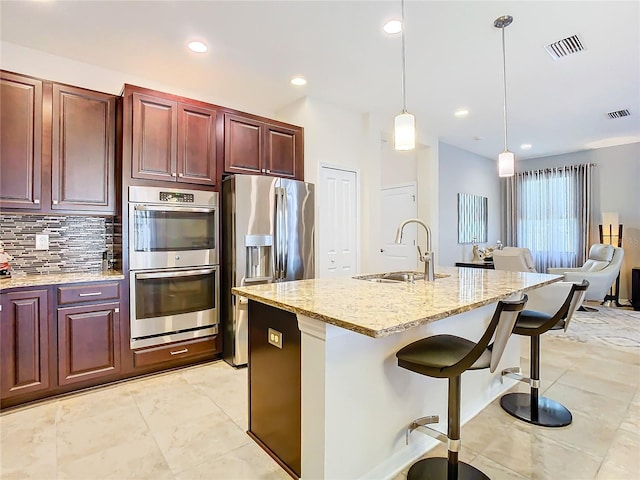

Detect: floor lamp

[600,212,622,307]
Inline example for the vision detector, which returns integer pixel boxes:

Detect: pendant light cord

[501,24,509,151]
[401,0,407,113]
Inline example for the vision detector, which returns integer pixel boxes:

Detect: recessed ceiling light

[383,20,402,34]
[454,109,469,118]
[520,143,532,150]
[188,41,208,53]
[291,77,307,86]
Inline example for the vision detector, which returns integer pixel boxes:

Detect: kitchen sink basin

[354,271,450,283]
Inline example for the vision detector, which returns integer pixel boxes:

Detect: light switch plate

[268,328,283,349]
[35,234,49,250]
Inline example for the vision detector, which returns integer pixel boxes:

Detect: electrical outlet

[268,328,283,349]
[35,234,49,250]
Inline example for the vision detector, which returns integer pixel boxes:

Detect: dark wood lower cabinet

[248,300,301,478]
[133,336,216,368]
[0,289,51,399]
[1,281,220,409]
[57,302,121,386]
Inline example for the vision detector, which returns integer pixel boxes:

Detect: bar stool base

[500,392,572,427]
[407,457,489,480]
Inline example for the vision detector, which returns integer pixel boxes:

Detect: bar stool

[500,280,588,427]
[396,296,527,480]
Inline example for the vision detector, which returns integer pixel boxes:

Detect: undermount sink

[354,271,450,283]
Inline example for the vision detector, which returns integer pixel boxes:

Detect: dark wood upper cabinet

[0,70,117,215]
[131,92,177,182]
[0,289,51,399]
[51,84,116,212]
[130,89,217,186]
[178,103,217,185]
[224,113,263,174]
[265,123,301,179]
[224,113,303,180]
[0,72,43,210]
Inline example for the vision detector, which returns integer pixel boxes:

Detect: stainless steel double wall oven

[128,186,219,348]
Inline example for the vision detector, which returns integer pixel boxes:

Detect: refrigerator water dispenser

[245,234,273,280]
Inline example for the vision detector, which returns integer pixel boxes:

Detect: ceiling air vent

[544,34,585,60]
[607,109,631,119]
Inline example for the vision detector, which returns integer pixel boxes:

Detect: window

[505,164,592,272]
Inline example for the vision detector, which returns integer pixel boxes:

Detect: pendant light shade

[394,112,415,150]
[498,151,515,177]
[495,15,515,177]
[394,0,415,151]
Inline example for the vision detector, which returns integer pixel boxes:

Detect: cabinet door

[57,302,121,386]
[224,113,263,174]
[264,124,301,179]
[0,72,42,210]
[132,93,178,181]
[51,84,116,212]
[0,290,50,399]
[177,104,217,186]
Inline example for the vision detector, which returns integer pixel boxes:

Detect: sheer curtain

[503,163,593,272]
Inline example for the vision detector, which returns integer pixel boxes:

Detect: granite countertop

[0,270,125,290]
[232,266,561,338]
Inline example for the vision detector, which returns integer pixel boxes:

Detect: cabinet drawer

[57,283,120,305]
[133,336,216,368]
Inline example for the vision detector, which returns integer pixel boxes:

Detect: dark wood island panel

[248,300,301,479]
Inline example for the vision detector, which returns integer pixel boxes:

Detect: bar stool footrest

[407,457,489,480]
[500,392,572,427]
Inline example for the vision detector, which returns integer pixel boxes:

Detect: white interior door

[380,184,418,272]
[319,166,358,278]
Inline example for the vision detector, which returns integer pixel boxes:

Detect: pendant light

[494,15,515,177]
[394,0,415,150]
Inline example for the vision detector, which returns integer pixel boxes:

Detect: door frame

[318,163,360,277]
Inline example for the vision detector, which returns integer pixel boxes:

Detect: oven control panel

[159,192,195,203]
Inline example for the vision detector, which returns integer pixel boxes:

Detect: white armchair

[547,244,624,302]
[492,247,537,272]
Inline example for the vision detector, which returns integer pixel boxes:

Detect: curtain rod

[522,162,597,175]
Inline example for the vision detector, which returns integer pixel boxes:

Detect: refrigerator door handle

[282,188,289,279]
[275,187,285,280]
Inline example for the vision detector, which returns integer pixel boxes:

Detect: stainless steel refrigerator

[222,174,315,367]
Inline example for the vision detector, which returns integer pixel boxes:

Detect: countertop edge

[232,274,561,338]
[0,271,125,290]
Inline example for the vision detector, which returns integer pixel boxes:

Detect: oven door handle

[136,268,217,280]
[134,205,216,214]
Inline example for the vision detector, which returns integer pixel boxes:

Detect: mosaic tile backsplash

[0,214,118,275]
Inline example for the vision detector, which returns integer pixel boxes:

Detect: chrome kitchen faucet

[395,218,435,281]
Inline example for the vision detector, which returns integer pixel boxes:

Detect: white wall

[438,142,501,267]
[519,142,640,300]
[276,99,442,275]
[0,41,276,117]
[276,97,372,273]
[380,132,417,188]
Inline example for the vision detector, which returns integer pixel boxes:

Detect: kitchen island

[233,266,561,479]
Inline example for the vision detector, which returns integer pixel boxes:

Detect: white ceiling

[1,0,639,160]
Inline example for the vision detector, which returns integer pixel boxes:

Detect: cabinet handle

[170,348,189,355]
[34,199,40,204]
[178,173,184,177]
[79,292,103,297]
[52,200,58,205]
[171,172,177,177]
[266,169,271,174]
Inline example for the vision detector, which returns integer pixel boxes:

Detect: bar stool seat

[500,280,588,427]
[397,296,527,480]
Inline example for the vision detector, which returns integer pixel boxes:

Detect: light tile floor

[1,321,638,479]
